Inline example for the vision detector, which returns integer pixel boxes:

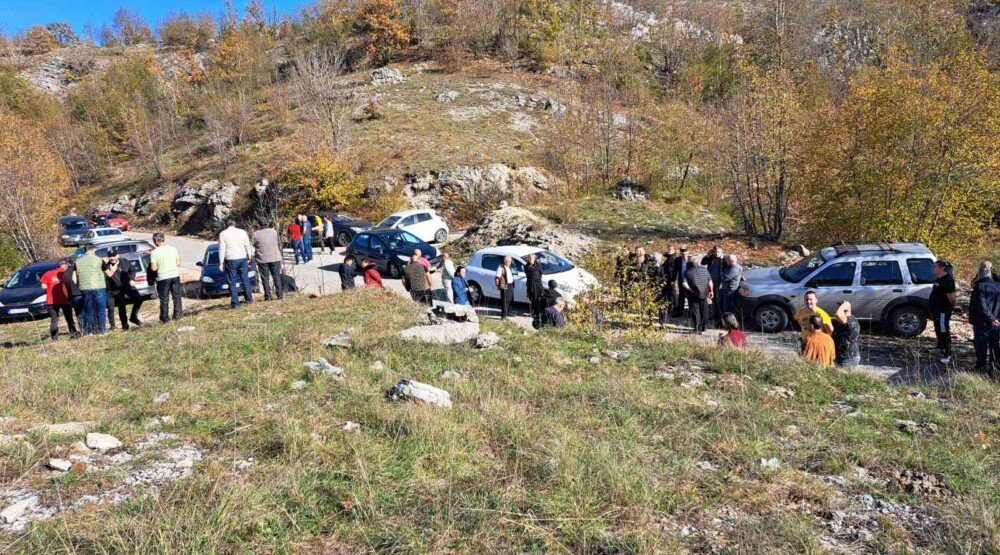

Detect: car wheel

[468,282,484,305]
[388,261,403,279]
[434,228,448,243]
[754,304,788,333]
[890,305,926,337]
[337,231,352,247]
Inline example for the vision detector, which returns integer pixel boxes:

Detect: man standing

[218,219,254,309]
[253,219,284,301]
[339,257,357,290]
[300,214,314,263]
[402,252,432,306]
[524,253,545,327]
[150,232,183,323]
[683,259,713,333]
[64,258,84,321]
[929,260,957,364]
[795,290,833,349]
[74,243,107,335]
[323,215,335,254]
[718,255,743,321]
[439,253,456,303]
[103,249,143,330]
[671,247,691,317]
[703,246,725,325]
[495,255,515,321]
[287,219,303,264]
[40,259,77,340]
[970,265,1000,374]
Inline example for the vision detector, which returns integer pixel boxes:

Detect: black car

[344,228,439,279]
[59,216,91,246]
[317,212,373,247]
[0,260,59,322]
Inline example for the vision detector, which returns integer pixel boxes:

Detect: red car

[91,211,129,231]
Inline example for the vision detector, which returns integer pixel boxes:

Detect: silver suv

[736,243,938,336]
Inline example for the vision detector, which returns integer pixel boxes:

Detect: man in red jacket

[40,259,78,340]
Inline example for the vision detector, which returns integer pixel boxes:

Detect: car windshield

[779,251,827,282]
[206,251,220,266]
[63,221,88,231]
[5,268,45,289]
[383,231,421,250]
[535,250,574,274]
[377,216,401,228]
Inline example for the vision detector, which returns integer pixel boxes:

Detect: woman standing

[832,301,861,367]
[452,266,472,305]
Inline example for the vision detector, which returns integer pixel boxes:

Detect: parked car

[119,251,157,300]
[72,239,154,259]
[91,211,129,231]
[736,243,938,336]
[78,227,127,247]
[319,211,374,247]
[464,246,599,306]
[196,243,258,298]
[374,209,450,244]
[344,229,439,279]
[0,260,58,323]
[59,216,91,246]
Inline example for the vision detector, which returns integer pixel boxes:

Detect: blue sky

[1,0,309,36]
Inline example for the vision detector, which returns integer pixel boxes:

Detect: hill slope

[1,291,998,552]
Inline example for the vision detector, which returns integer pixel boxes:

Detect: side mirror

[196,261,204,267]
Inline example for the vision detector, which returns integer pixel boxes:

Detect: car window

[5,268,47,288]
[370,236,387,253]
[99,229,119,237]
[780,251,827,282]
[481,255,502,272]
[354,234,370,249]
[860,260,903,286]
[206,250,220,266]
[808,262,856,287]
[64,221,88,231]
[85,231,95,238]
[377,216,401,228]
[415,213,432,223]
[399,215,417,227]
[536,250,574,273]
[906,259,936,284]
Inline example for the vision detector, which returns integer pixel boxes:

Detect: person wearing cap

[670,246,691,317]
[103,248,143,330]
[149,232,183,323]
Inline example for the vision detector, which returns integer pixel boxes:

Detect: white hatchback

[464,245,599,305]
[78,227,126,246]
[375,209,450,244]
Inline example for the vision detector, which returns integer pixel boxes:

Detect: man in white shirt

[323,216,335,254]
[494,255,515,321]
[218,219,255,308]
[439,253,456,303]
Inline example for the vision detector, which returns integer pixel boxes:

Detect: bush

[0,237,23,277]
[17,26,58,55]
[275,154,365,216]
[158,12,216,51]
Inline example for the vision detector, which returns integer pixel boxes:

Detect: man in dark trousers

[495,255,515,320]
[103,249,143,330]
[671,247,691,317]
[402,252,433,306]
[683,260,714,333]
[524,252,545,328]
[929,260,957,364]
[970,265,1000,375]
[702,245,724,325]
[662,247,677,312]
[339,257,357,290]
[253,219,284,301]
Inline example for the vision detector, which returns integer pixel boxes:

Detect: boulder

[473,332,500,349]
[1,496,38,524]
[398,322,480,345]
[96,194,137,214]
[404,164,555,212]
[452,206,598,261]
[303,358,345,379]
[85,433,122,451]
[790,245,811,257]
[48,458,72,472]
[135,187,168,217]
[435,91,459,102]
[371,68,405,86]
[505,94,566,116]
[323,332,352,348]
[171,180,239,232]
[386,379,453,408]
[612,179,649,202]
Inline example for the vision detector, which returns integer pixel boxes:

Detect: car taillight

[136,275,147,283]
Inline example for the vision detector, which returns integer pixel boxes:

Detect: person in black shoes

[929,260,957,365]
[103,250,143,330]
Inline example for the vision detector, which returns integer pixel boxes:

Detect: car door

[803,261,858,315]
[477,254,503,300]
[510,257,528,303]
[904,258,936,301]
[368,236,391,272]
[411,212,434,241]
[853,260,905,320]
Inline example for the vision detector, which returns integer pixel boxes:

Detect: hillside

[1,291,999,552]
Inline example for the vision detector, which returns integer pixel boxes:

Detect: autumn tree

[45,22,78,46]
[800,50,1000,258]
[291,46,353,151]
[17,26,59,55]
[101,8,155,46]
[356,0,410,66]
[0,112,70,261]
[158,12,217,51]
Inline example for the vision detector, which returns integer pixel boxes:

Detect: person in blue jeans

[300,215,313,263]
[74,243,108,335]
[218,220,255,308]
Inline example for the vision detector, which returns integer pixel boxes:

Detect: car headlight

[350,226,364,231]
[32,295,47,304]
[201,276,214,284]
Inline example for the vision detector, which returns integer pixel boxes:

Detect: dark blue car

[196,243,259,298]
[344,228,439,279]
[0,260,59,323]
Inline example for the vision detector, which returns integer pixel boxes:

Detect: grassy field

[1,290,999,553]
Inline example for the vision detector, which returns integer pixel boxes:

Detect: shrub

[0,236,23,277]
[158,12,217,51]
[17,26,59,55]
[275,154,365,216]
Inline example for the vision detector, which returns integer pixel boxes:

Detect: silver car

[736,243,938,336]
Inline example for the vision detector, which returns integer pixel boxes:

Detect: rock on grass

[86,433,122,451]
[386,379,453,409]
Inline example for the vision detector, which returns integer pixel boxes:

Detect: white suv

[375,209,449,243]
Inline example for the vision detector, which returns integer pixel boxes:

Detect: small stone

[473,332,499,349]
[696,460,718,472]
[176,458,194,469]
[303,358,345,379]
[589,356,601,365]
[322,332,351,348]
[0,434,26,446]
[435,91,459,102]
[177,326,196,333]
[86,433,122,451]
[108,452,133,464]
[152,392,170,405]
[437,369,462,380]
[1,496,38,524]
[290,380,308,391]
[341,421,362,433]
[386,379,453,408]
[48,458,72,472]
[605,350,630,362]
[783,425,801,438]
[370,361,384,371]
[767,386,795,399]
[760,457,780,470]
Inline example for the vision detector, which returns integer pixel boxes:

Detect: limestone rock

[473,332,500,349]
[435,91,459,102]
[290,380,308,391]
[86,433,122,451]
[39,421,96,436]
[371,68,405,86]
[341,421,362,433]
[760,457,780,470]
[399,322,480,345]
[48,458,72,472]
[171,180,239,232]
[612,179,649,202]
[437,369,462,380]
[386,379,453,408]
[323,332,352,348]
[403,164,556,212]
[135,187,167,216]
[1,496,38,524]
[370,361,385,371]
[96,194,137,214]
[304,358,345,379]
[453,206,598,261]
[152,392,170,405]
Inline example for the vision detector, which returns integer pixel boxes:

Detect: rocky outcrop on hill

[135,188,168,217]
[19,49,104,97]
[171,180,239,232]
[371,68,405,86]
[96,194,137,214]
[452,206,598,260]
[403,164,555,212]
